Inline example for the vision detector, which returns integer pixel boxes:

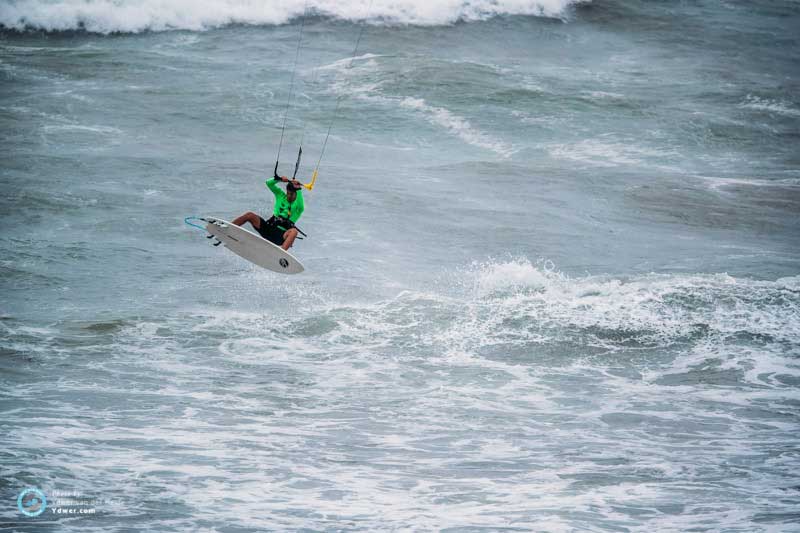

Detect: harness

[266,215,307,238]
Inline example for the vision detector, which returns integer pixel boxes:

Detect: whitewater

[2,0,799,531]
[0,0,583,32]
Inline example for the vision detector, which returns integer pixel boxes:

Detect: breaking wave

[0,0,585,34]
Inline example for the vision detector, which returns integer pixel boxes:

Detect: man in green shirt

[232,175,305,250]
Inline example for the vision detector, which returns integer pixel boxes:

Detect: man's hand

[290,179,301,189]
[280,176,289,183]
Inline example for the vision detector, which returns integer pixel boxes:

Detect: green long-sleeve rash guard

[266,178,304,223]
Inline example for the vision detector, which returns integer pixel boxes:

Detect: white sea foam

[740,95,800,117]
[315,52,383,72]
[320,59,515,157]
[548,138,678,169]
[583,90,626,100]
[0,0,585,33]
[699,174,800,191]
[51,89,94,103]
[4,257,799,530]
[400,96,514,157]
[42,123,122,134]
[474,259,800,344]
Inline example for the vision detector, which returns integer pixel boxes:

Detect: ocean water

[2,0,800,530]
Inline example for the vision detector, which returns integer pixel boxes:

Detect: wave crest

[0,0,583,34]
[450,259,800,350]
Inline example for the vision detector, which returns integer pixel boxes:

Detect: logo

[279,258,289,268]
[17,488,47,517]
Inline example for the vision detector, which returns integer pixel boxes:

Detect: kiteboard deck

[202,217,304,274]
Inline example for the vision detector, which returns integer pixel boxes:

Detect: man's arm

[266,178,284,197]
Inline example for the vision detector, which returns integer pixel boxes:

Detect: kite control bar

[273,146,317,190]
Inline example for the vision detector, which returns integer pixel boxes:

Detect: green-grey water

[2,1,799,530]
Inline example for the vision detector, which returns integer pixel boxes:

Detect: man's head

[286,180,300,201]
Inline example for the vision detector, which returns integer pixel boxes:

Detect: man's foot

[212,239,222,247]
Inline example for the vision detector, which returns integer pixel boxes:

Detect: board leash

[184,216,208,232]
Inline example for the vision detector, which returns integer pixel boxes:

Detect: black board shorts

[256,217,286,247]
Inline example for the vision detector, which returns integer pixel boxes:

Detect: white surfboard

[202,217,304,274]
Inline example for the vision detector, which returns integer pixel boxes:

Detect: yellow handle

[303,169,318,191]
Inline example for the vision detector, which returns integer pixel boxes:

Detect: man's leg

[232,211,261,230]
[281,228,299,250]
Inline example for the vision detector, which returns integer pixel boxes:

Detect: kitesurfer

[232,175,304,250]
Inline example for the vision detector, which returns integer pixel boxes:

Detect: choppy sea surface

[2,1,799,531]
